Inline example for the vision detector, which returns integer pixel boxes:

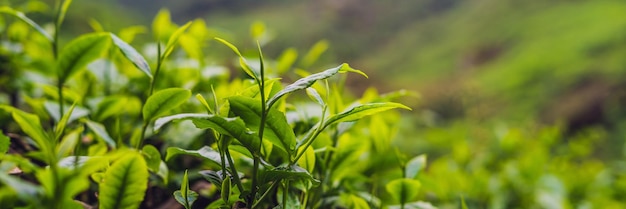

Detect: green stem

[282,181,289,209]
[251,178,280,209]
[224,145,244,194]
[249,48,267,208]
[138,43,163,149]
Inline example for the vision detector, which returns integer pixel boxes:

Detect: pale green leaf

[405,154,427,179]
[0,6,52,41]
[43,101,89,123]
[58,32,110,83]
[300,40,328,68]
[214,37,258,80]
[324,102,411,129]
[110,33,152,78]
[142,144,161,172]
[386,178,421,205]
[267,63,356,108]
[152,8,173,42]
[174,170,198,209]
[306,87,324,106]
[153,113,207,132]
[162,21,192,60]
[98,151,149,209]
[84,120,116,148]
[165,146,222,167]
[276,48,298,74]
[143,88,191,122]
[55,0,72,29]
[56,126,82,158]
[228,96,296,156]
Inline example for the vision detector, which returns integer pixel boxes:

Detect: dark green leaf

[165,146,222,167]
[220,175,231,203]
[58,32,110,83]
[199,170,224,188]
[228,96,296,156]
[405,154,426,179]
[324,103,411,129]
[142,144,161,172]
[143,88,191,122]
[0,6,52,41]
[84,120,116,148]
[192,115,261,153]
[385,178,421,205]
[110,33,152,78]
[99,151,148,209]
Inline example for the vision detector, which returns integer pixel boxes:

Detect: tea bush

[0,1,425,208]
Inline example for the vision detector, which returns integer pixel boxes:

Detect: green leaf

[143,88,191,122]
[57,32,110,83]
[306,87,325,106]
[405,154,426,179]
[267,63,356,108]
[153,113,208,132]
[300,40,328,68]
[276,48,297,74]
[324,102,411,129]
[261,165,320,186]
[0,131,9,155]
[228,96,296,156]
[214,37,258,80]
[297,146,315,173]
[55,0,72,29]
[385,178,421,205]
[142,144,161,172]
[162,21,192,60]
[84,120,116,148]
[192,115,261,154]
[110,33,152,78]
[174,170,198,209]
[98,151,149,209]
[0,172,43,201]
[461,196,469,209]
[43,101,90,123]
[0,6,53,42]
[165,146,222,167]
[220,175,231,203]
[0,105,52,155]
[57,126,82,158]
[152,8,173,42]
[95,95,142,121]
[53,102,77,140]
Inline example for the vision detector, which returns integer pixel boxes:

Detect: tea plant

[0,0,427,208]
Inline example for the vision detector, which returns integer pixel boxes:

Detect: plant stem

[224,145,244,193]
[249,46,267,208]
[54,0,63,117]
[138,43,163,149]
[291,105,327,165]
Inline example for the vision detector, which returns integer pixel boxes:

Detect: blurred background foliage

[5,0,626,208]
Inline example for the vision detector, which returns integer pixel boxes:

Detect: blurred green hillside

[84,0,626,130]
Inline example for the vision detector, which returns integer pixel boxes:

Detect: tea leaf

[214,37,258,80]
[53,102,77,140]
[152,8,173,42]
[58,32,110,83]
[324,103,411,129]
[55,0,72,29]
[162,21,192,60]
[276,48,297,74]
[192,115,261,153]
[229,96,296,156]
[220,175,231,203]
[143,88,191,122]
[405,154,426,179]
[174,170,198,209]
[165,146,222,167]
[306,87,325,106]
[110,33,152,78]
[0,6,53,42]
[0,105,52,155]
[300,40,328,68]
[267,63,360,108]
[297,146,316,173]
[154,113,207,132]
[84,120,116,148]
[0,131,9,155]
[98,152,148,209]
[261,165,320,186]
[142,144,161,172]
[385,178,421,205]
[57,127,82,158]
